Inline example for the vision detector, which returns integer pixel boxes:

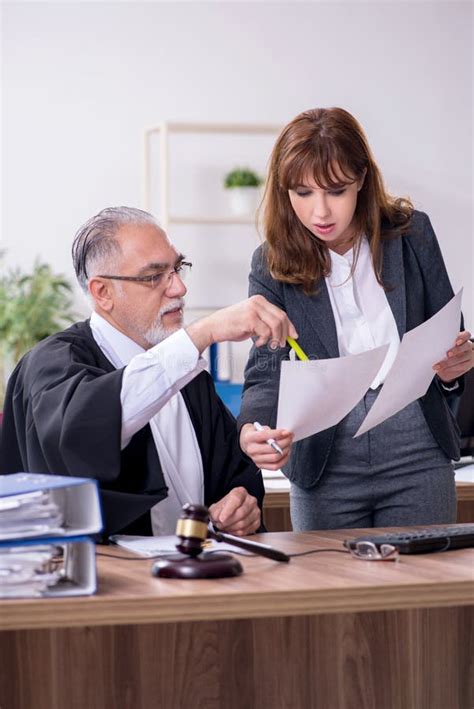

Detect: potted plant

[0,258,76,406]
[223,167,264,216]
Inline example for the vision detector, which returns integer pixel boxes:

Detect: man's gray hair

[72,206,159,292]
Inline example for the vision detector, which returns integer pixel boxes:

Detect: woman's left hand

[433,330,474,383]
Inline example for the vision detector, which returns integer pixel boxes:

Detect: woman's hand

[433,330,474,383]
[240,423,294,471]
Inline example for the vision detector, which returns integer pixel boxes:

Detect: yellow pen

[286,336,309,361]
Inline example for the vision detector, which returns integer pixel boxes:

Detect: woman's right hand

[240,423,294,471]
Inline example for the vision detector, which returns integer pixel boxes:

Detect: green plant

[0,259,76,363]
[224,167,263,189]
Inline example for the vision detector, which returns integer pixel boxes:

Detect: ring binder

[0,473,103,597]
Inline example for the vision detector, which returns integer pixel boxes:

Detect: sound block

[151,551,243,579]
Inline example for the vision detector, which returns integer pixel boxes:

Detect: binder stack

[0,472,103,598]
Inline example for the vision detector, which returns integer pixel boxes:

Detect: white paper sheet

[109,534,253,556]
[261,469,285,479]
[276,344,389,442]
[355,289,463,437]
[264,478,291,491]
[454,464,474,483]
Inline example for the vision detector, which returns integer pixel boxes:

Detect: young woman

[238,107,474,530]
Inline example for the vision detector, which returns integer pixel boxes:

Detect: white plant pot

[227,187,261,217]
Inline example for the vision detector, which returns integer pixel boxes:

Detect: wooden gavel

[175,503,290,563]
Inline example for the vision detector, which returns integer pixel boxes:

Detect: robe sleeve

[17,337,125,480]
[0,333,168,537]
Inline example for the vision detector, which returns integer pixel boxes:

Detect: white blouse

[325,237,400,389]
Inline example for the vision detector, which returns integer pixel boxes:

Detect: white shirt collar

[328,235,369,264]
[327,237,370,285]
[89,311,144,368]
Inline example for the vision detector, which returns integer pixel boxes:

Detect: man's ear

[89,277,114,312]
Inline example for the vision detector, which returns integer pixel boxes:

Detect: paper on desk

[276,344,389,442]
[109,534,253,556]
[455,465,474,484]
[355,289,463,437]
[264,478,291,491]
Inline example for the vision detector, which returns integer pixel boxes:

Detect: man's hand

[433,330,474,383]
[186,295,298,353]
[240,423,293,471]
[208,487,261,536]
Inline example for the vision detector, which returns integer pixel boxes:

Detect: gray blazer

[238,210,463,489]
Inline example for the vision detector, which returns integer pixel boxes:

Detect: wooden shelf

[145,122,281,136]
[143,121,281,228]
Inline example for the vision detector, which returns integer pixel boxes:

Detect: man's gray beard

[143,298,184,347]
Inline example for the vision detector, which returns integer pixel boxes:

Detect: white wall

[2,0,473,377]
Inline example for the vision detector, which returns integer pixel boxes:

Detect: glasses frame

[349,541,400,562]
[97,261,192,288]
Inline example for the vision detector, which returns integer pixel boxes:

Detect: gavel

[152,503,290,579]
[176,503,290,561]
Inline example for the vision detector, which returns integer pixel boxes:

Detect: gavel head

[175,503,210,557]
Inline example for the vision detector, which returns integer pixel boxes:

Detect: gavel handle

[208,529,290,563]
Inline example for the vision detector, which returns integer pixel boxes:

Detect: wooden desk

[264,480,474,532]
[457,481,474,522]
[1,529,473,709]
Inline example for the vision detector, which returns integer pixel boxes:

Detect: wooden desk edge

[2,581,473,632]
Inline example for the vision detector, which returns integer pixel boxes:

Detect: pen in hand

[253,421,284,455]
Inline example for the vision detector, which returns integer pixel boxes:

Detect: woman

[238,107,473,531]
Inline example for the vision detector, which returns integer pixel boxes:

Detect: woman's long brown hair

[262,107,413,293]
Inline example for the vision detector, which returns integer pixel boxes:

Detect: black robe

[0,321,264,538]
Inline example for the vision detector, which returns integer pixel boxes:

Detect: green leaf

[224,167,263,188]
[0,257,77,363]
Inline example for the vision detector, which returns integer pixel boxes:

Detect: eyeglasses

[97,261,192,289]
[348,541,399,562]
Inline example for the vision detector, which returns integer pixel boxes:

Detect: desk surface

[3,528,473,631]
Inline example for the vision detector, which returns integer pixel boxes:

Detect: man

[0,207,297,538]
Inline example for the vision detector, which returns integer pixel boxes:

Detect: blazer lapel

[292,280,340,359]
[381,236,406,338]
[289,236,406,359]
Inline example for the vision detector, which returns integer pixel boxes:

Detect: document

[0,472,102,540]
[0,544,63,598]
[355,290,463,437]
[110,534,254,556]
[455,465,474,484]
[0,473,102,597]
[264,478,291,491]
[276,344,389,442]
[0,490,64,540]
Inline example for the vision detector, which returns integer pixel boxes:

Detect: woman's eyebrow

[296,177,357,189]
[293,182,346,190]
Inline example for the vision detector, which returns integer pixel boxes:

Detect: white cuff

[439,378,460,392]
[146,328,201,379]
